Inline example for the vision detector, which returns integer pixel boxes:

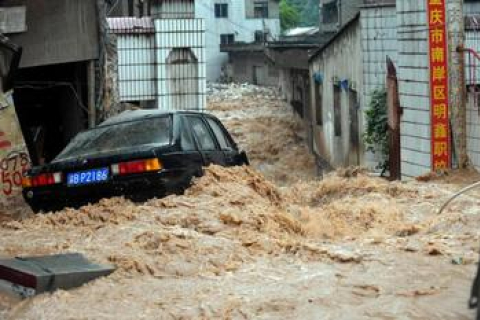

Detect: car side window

[206,117,233,150]
[188,116,217,151]
[180,117,196,151]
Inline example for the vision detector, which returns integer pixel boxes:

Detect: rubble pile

[0,84,479,319]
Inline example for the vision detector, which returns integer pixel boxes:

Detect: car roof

[99,109,209,127]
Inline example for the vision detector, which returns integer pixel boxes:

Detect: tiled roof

[107,17,154,34]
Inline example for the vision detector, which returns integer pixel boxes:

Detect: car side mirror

[239,150,249,166]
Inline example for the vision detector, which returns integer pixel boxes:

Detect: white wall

[194,0,280,81]
[465,30,480,169]
[360,5,397,169]
[155,19,207,111]
[117,34,156,102]
[396,0,432,178]
[309,19,364,167]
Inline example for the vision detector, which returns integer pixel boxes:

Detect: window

[322,0,338,24]
[215,3,228,18]
[206,117,233,150]
[180,117,195,151]
[254,1,269,18]
[220,34,235,45]
[315,82,323,126]
[334,85,342,136]
[189,117,217,150]
[254,30,268,43]
[55,116,172,161]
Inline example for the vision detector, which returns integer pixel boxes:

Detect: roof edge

[308,13,361,63]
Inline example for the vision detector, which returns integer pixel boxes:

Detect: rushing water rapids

[0,84,479,319]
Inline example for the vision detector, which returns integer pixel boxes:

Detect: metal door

[349,89,360,165]
[387,57,401,180]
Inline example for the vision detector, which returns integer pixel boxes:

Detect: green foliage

[286,0,319,27]
[363,88,389,172]
[280,0,300,31]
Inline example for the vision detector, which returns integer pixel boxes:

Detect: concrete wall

[309,18,363,167]
[360,4,397,168]
[152,0,195,18]
[396,0,432,178]
[4,0,99,68]
[229,52,279,86]
[109,0,151,17]
[195,0,280,81]
[319,0,362,32]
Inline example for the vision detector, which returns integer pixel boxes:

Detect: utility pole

[447,0,468,168]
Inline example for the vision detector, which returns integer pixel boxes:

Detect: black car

[22,110,249,212]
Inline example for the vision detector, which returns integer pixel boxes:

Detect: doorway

[349,89,360,165]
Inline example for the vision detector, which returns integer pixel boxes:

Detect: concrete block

[0,253,115,298]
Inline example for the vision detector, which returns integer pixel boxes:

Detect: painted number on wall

[0,151,29,196]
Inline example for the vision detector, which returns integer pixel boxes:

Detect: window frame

[214,3,228,18]
[187,116,219,151]
[322,0,339,24]
[179,116,197,151]
[253,1,269,18]
[220,33,235,45]
[205,116,235,151]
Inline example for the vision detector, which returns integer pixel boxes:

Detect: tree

[280,0,300,32]
[363,88,389,175]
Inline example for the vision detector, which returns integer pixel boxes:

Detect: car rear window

[54,116,172,161]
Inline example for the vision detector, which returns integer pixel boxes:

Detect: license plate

[67,168,109,186]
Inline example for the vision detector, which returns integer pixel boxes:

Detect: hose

[438,180,480,215]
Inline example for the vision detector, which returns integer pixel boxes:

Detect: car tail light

[22,172,62,188]
[111,158,162,176]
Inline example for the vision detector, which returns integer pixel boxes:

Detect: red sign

[427,0,450,170]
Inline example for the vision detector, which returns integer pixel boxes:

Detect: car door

[187,116,225,166]
[177,115,204,178]
[204,116,240,166]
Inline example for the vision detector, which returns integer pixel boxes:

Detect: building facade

[308,2,397,171]
[309,16,363,168]
[109,0,207,111]
[195,0,281,81]
[3,0,100,165]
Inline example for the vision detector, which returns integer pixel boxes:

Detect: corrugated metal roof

[107,17,154,34]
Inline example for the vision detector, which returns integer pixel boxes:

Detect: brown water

[0,85,478,319]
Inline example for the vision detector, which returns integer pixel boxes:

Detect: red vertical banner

[427,0,450,170]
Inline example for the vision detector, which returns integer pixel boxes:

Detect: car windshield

[54,116,172,161]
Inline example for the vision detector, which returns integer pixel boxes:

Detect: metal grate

[108,17,206,111]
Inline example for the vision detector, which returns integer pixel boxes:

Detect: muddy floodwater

[0,84,479,319]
